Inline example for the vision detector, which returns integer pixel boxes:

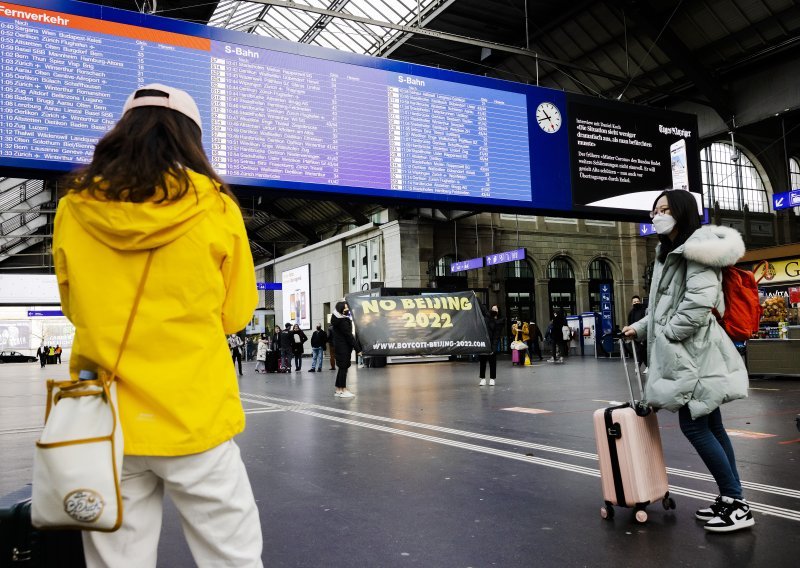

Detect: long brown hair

[64,103,237,205]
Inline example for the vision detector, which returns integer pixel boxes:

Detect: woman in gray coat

[622,189,753,534]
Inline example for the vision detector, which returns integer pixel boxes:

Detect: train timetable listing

[390,81,531,199]
[0,3,211,166]
[211,42,532,201]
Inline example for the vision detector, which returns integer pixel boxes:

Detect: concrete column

[575,279,590,314]
[381,220,433,288]
[536,278,550,326]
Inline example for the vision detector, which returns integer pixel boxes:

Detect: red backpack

[712,263,765,341]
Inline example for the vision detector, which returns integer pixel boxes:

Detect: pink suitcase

[512,350,522,365]
[593,336,675,523]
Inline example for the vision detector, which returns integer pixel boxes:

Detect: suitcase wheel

[662,497,676,510]
[600,505,614,520]
[634,509,648,523]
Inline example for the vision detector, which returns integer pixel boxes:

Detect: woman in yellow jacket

[54,84,262,568]
[511,320,530,343]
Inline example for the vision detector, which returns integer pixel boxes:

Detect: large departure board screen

[0,1,530,204]
[0,0,701,219]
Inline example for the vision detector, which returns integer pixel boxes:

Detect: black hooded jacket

[482,305,506,349]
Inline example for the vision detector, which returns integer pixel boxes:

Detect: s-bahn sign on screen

[0,1,702,220]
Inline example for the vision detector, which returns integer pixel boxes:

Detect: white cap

[121,83,202,131]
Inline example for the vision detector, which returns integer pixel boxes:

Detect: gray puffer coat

[630,225,749,419]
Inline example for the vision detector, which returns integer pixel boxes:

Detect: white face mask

[652,213,677,235]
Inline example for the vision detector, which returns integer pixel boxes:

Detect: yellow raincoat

[53,170,256,456]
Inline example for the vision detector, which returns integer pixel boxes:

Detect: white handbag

[32,250,154,532]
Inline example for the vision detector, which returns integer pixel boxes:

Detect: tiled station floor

[1,354,798,567]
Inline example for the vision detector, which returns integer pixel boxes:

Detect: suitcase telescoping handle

[610,332,650,416]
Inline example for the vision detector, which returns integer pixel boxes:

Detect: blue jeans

[311,347,323,370]
[678,406,742,499]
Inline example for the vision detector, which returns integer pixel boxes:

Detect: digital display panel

[0,1,531,204]
[281,264,310,330]
[567,96,702,214]
[0,1,702,220]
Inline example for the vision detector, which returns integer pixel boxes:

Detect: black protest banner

[346,291,491,356]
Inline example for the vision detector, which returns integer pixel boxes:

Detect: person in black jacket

[327,320,337,371]
[309,324,327,372]
[528,321,544,361]
[330,301,356,397]
[479,304,505,386]
[627,295,648,371]
[279,323,293,372]
[290,324,308,371]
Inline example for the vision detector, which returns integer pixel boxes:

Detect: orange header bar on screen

[0,2,210,51]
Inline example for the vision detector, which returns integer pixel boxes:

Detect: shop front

[738,244,800,376]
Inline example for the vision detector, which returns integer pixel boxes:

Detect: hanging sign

[772,189,800,211]
[450,257,484,273]
[600,283,614,336]
[485,248,526,267]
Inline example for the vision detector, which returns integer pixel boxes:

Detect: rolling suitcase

[265,350,280,373]
[593,335,675,523]
[511,349,522,365]
[0,485,85,567]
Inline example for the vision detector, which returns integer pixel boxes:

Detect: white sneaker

[334,391,342,397]
[642,366,649,374]
[489,379,495,386]
[339,391,355,398]
[704,497,754,533]
[479,379,486,386]
[547,358,555,363]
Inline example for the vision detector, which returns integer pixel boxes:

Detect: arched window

[505,260,534,278]
[790,157,800,214]
[700,142,768,212]
[588,259,613,280]
[547,256,575,315]
[547,257,574,279]
[505,260,535,330]
[435,254,457,277]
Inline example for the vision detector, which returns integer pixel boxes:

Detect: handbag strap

[107,249,155,384]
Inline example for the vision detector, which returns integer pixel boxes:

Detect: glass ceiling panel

[208,0,441,55]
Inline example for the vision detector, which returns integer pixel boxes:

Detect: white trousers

[83,440,263,568]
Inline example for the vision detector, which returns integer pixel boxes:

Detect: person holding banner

[331,301,356,398]
[327,319,337,371]
[479,305,505,386]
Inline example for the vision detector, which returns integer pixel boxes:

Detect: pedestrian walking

[228,333,244,376]
[254,334,269,373]
[309,324,327,372]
